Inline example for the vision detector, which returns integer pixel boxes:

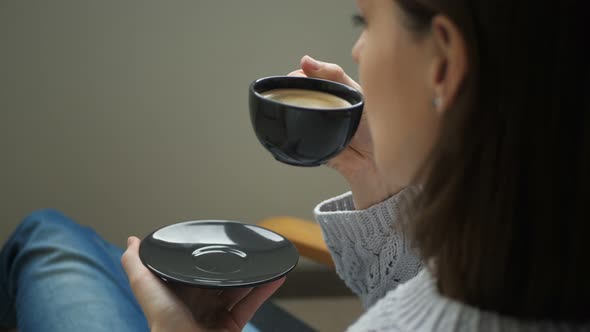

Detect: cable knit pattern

[314,187,422,309]
[314,189,589,331]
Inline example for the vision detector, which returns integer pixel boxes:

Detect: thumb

[300,55,362,91]
[121,237,169,316]
[121,236,148,284]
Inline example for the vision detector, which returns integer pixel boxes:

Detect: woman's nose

[352,32,365,64]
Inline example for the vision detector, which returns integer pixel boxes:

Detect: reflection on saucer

[139,220,299,288]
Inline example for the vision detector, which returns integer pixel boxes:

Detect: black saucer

[139,220,299,288]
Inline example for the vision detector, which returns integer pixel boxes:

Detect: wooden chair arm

[258,216,334,267]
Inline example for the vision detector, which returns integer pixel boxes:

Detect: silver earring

[433,96,443,109]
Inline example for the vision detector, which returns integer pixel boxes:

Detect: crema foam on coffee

[261,89,352,109]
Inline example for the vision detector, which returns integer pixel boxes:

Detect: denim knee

[21,208,77,230]
[16,209,90,243]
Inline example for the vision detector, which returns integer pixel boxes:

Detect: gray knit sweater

[314,188,588,331]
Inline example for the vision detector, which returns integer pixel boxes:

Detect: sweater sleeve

[313,187,423,309]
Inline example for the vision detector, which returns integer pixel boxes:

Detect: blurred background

[0,0,362,330]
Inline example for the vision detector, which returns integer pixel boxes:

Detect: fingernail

[305,55,321,71]
[127,237,132,247]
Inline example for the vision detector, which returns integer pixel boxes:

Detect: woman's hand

[289,55,396,209]
[121,236,285,332]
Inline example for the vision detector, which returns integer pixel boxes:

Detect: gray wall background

[0,1,359,247]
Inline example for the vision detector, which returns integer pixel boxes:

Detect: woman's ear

[429,15,468,113]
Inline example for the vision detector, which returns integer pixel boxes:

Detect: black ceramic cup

[249,76,364,167]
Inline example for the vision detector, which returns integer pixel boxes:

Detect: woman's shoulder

[346,269,589,332]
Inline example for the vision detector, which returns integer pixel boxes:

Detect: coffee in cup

[260,88,352,109]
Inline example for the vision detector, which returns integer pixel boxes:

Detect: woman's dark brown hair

[397,0,590,323]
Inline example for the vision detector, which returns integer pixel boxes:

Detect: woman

[2,0,589,331]
[302,0,590,329]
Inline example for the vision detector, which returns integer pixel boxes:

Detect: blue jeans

[0,209,150,332]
